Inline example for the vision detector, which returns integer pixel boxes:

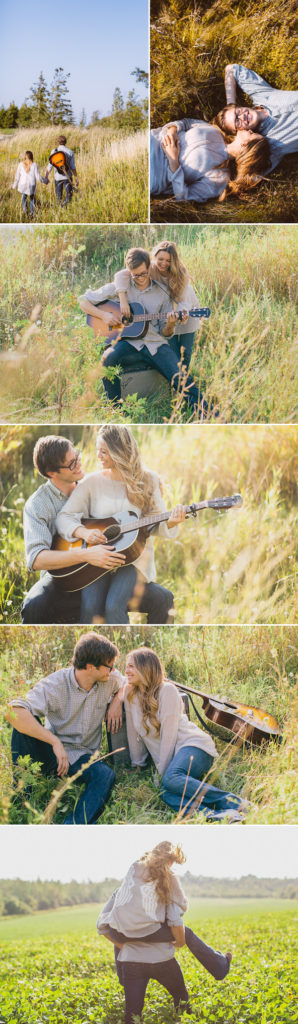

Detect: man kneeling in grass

[6,632,124,824]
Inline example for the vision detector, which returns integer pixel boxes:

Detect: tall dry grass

[0,125,148,223]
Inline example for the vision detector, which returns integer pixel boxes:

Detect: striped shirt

[23,480,69,571]
[9,665,124,765]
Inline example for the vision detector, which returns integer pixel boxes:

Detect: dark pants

[169,332,195,370]
[106,924,230,984]
[21,575,81,624]
[11,723,115,824]
[81,564,174,624]
[55,178,72,205]
[102,338,200,409]
[22,571,173,625]
[121,958,190,1024]
[22,192,35,216]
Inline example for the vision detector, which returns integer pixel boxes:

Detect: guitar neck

[126,308,208,324]
[120,500,225,536]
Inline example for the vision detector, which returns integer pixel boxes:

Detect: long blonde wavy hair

[96,425,159,515]
[140,841,186,904]
[150,240,189,302]
[126,646,164,736]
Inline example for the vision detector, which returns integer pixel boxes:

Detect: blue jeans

[11,723,115,824]
[169,332,195,370]
[22,192,35,216]
[161,745,245,819]
[102,338,200,408]
[55,178,72,205]
[21,575,81,624]
[121,959,190,1023]
[81,565,173,624]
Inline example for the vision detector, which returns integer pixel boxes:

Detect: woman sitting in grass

[12,150,47,217]
[124,647,250,821]
[150,119,270,202]
[97,840,232,1024]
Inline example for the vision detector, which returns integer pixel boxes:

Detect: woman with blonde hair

[124,647,250,821]
[150,118,270,203]
[97,840,232,1023]
[150,239,202,369]
[56,425,186,624]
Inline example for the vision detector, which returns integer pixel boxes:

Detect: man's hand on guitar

[85,544,126,570]
[102,311,123,328]
[167,504,187,527]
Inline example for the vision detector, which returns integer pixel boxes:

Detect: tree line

[0,67,148,132]
[0,875,297,917]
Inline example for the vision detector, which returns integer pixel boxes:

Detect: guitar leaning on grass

[86,299,210,343]
[51,493,242,592]
[173,681,282,745]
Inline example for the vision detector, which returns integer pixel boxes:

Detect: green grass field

[1,625,297,826]
[0,224,297,423]
[0,126,148,223]
[0,900,297,1022]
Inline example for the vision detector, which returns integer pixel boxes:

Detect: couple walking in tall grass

[12,134,78,216]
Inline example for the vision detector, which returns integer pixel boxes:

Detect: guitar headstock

[213,494,243,509]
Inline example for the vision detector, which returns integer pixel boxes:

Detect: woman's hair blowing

[96,425,158,514]
[126,646,163,735]
[219,135,271,201]
[140,842,186,904]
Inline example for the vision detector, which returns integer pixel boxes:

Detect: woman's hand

[75,526,107,545]
[168,504,187,527]
[118,291,131,321]
[162,134,180,172]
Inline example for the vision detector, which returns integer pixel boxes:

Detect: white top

[151,120,229,201]
[13,162,44,194]
[56,471,178,583]
[124,680,218,777]
[97,859,188,963]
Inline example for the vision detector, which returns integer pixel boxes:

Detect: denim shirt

[233,64,298,171]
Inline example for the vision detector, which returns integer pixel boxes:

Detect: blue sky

[0,0,148,122]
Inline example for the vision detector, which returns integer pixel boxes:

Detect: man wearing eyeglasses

[21,434,173,626]
[7,632,124,824]
[79,247,201,411]
[214,64,298,172]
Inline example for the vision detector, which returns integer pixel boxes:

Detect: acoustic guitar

[174,681,282,746]
[51,493,242,592]
[86,299,210,344]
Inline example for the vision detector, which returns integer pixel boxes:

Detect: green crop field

[0,900,297,1022]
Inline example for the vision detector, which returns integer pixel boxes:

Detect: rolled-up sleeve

[232,64,273,105]
[83,281,117,304]
[24,502,54,570]
[9,676,59,718]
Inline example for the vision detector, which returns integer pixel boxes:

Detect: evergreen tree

[79,108,87,127]
[123,90,146,132]
[49,67,73,125]
[18,103,33,127]
[131,67,149,89]
[4,102,19,128]
[111,87,124,128]
[29,71,50,125]
[90,110,101,125]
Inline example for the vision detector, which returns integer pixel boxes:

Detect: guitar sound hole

[104,525,121,542]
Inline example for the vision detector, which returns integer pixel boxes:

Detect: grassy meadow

[0,900,297,1022]
[0,126,148,223]
[0,624,297,825]
[0,423,297,626]
[150,0,298,223]
[0,224,297,423]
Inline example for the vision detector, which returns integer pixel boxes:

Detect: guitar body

[86,301,149,342]
[86,300,211,343]
[200,694,281,744]
[51,513,149,592]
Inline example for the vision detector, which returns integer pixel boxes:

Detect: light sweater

[13,161,44,194]
[97,860,188,963]
[124,680,218,777]
[56,471,178,583]
[151,120,229,201]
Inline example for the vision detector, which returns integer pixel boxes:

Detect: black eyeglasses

[59,450,82,472]
[101,662,116,672]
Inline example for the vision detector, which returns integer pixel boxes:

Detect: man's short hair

[33,435,72,478]
[73,632,119,670]
[57,135,67,145]
[125,248,150,271]
[213,104,236,134]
